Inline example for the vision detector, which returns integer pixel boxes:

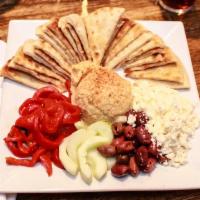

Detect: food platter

[0,19,200,193]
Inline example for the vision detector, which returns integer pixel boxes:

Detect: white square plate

[0,20,200,193]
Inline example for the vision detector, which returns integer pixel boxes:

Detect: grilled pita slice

[133,78,189,89]
[23,39,71,77]
[106,31,154,69]
[58,14,90,61]
[104,23,145,66]
[8,47,65,83]
[101,17,135,65]
[84,7,125,64]
[123,36,165,64]
[1,64,66,92]
[109,18,135,50]
[36,20,79,64]
[125,59,187,84]
[124,48,176,70]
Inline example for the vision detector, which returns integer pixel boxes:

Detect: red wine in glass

[158,0,196,15]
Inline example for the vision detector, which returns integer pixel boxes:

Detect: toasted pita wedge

[59,14,91,61]
[124,48,176,70]
[8,48,65,83]
[133,78,190,89]
[104,23,146,65]
[121,47,165,68]
[1,65,66,92]
[123,36,165,64]
[101,18,135,65]
[23,39,71,77]
[36,20,79,64]
[125,61,186,84]
[84,7,125,64]
[106,31,154,69]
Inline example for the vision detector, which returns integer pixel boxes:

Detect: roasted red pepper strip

[51,148,64,169]
[19,98,42,116]
[41,100,64,134]
[62,102,81,124]
[6,148,45,167]
[33,86,70,102]
[33,129,66,150]
[40,153,52,176]
[4,126,36,157]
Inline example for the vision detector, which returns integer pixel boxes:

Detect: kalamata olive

[136,126,151,145]
[111,164,129,177]
[129,156,139,176]
[143,158,156,173]
[135,111,148,126]
[136,146,148,167]
[116,141,135,154]
[97,144,116,157]
[147,141,158,157]
[116,154,130,164]
[124,125,136,140]
[111,136,125,147]
[112,122,124,136]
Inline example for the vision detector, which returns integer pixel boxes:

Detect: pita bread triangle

[124,47,176,71]
[58,14,90,61]
[101,17,135,65]
[1,63,66,92]
[84,7,125,64]
[125,53,189,88]
[106,31,154,69]
[104,23,146,66]
[9,47,65,82]
[23,39,71,77]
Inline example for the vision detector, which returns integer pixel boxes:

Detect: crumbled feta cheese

[127,114,136,127]
[131,82,200,167]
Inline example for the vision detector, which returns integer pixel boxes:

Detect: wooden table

[0,0,200,199]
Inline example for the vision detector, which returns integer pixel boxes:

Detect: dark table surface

[0,0,200,199]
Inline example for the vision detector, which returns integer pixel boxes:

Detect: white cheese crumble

[131,81,200,167]
[127,114,136,127]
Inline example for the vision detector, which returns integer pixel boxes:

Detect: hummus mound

[73,67,132,123]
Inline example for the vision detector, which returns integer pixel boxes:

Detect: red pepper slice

[33,129,66,150]
[41,100,64,134]
[51,148,64,169]
[15,108,44,130]
[62,102,81,124]
[40,153,52,176]
[33,86,69,102]
[6,148,45,167]
[4,126,36,157]
[19,98,42,116]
